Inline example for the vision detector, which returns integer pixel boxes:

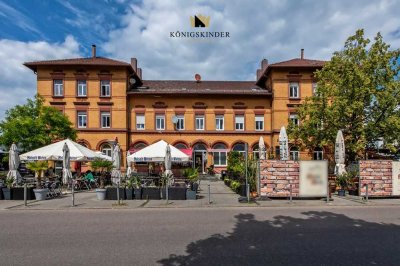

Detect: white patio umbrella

[164,145,173,201]
[20,139,108,162]
[127,140,189,163]
[334,130,347,175]
[259,136,266,160]
[126,151,132,178]
[62,143,72,184]
[94,151,112,161]
[279,126,289,160]
[111,144,122,184]
[7,143,21,185]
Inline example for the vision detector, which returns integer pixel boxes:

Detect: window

[213,143,227,166]
[232,143,246,155]
[289,82,299,98]
[133,142,147,151]
[312,82,317,95]
[77,80,87,97]
[289,114,299,126]
[216,115,224,130]
[174,143,188,149]
[252,144,260,159]
[235,115,244,131]
[101,144,112,157]
[313,147,323,160]
[77,111,87,128]
[255,115,264,131]
[195,115,205,130]
[101,112,111,128]
[53,80,63,96]
[290,146,300,161]
[136,114,145,130]
[176,115,185,130]
[100,80,111,97]
[156,115,165,130]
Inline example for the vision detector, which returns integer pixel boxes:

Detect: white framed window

[289,82,299,98]
[235,115,244,131]
[53,80,63,96]
[213,143,227,166]
[77,80,87,97]
[136,114,145,130]
[101,144,112,157]
[313,148,323,160]
[290,146,300,161]
[215,115,224,131]
[312,82,317,95]
[176,115,185,130]
[101,112,111,128]
[255,115,264,131]
[156,115,165,130]
[77,111,87,128]
[195,115,204,130]
[100,80,111,97]
[289,113,299,126]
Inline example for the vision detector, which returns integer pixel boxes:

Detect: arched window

[133,142,147,150]
[174,143,188,149]
[78,142,87,148]
[101,143,112,157]
[313,147,323,160]
[213,143,227,166]
[232,143,246,153]
[290,146,300,161]
[193,143,207,151]
[252,144,260,159]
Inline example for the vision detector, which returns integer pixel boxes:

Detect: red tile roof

[24,57,133,72]
[129,80,271,96]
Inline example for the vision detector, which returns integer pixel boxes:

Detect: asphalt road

[0,206,400,266]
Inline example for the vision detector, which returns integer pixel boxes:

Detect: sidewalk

[1,180,400,210]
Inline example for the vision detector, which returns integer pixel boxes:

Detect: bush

[227,151,245,179]
[224,178,231,187]
[230,180,241,194]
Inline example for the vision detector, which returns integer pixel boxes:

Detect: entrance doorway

[192,143,208,174]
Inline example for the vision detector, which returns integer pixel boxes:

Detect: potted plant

[91,158,114,200]
[125,177,134,200]
[132,175,142,199]
[26,161,49,201]
[2,177,14,200]
[335,173,352,197]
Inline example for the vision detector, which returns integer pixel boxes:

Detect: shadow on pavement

[158,211,400,265]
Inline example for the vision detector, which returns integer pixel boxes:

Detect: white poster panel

[299,161,328,197]
[392,161,400,196]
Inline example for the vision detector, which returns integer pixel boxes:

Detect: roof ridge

[24,56,130,65]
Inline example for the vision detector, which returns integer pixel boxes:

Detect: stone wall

[359,160,392,197]
[260,160,300,197]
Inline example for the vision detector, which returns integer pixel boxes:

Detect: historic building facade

[24,46,324,172]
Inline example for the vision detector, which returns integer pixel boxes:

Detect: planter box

[162,187,186,200]
[134,188,142,199]
[240,184,247,197]
[186,190,197,200]
[125,188,133,200]
[337,189,346,197]
[191,183,199,193]
[0,186,4,200]
[11,187,35,200]
[106,187,126,200]
[2,187,11,200]
[142,187,161,200]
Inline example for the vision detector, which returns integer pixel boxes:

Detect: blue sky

[0,0,400,119]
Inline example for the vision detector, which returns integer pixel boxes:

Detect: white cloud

[0,35,80,120]
[102,0,400,81]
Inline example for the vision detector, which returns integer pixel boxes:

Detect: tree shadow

[158,211,400,265]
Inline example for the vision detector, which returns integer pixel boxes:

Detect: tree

[91,158,113,188]
[0,95,77,152]
[288,29,400,162]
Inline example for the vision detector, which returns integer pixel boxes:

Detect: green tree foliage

[227,151,245,178]
[91,158,113,188]
[288,29,400,162]
[26,161,49,188]
[0,95,77,152]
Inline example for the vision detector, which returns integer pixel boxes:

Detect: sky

[0,0,400,120]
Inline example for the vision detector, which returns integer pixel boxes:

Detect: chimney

[137,68,142,79]
[261,59,268,71]
[131,58,137,73]
[301,48,304,59]
[256,69,261,80]
[92,44,96,58]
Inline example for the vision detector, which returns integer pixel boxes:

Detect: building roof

[128,80,271,96]
[24,56,134,72]
[256,58,326,87]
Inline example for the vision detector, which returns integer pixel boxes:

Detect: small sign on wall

[299,161,328,197]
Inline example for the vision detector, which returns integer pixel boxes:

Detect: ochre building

[24,46,324,173]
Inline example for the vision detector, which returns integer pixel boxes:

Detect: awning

[179,148,193,157]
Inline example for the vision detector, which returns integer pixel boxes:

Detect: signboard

[299,161,328,197]
[392,161,400,196]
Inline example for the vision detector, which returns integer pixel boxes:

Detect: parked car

[18,163,34,176]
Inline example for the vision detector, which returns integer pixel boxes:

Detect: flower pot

[33,188,49,201]
[134,188,142,199]
[106,187,126,200]
[186,190,197,200]
[11,187,35,200]
[162,187,186,200]
[337,189,346,197]
[192,183,199,192]
[2,187,11,200]
[142,187,161,200]
[96,188,107,200]
[240,184,247,197]
[125,188,133,200]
